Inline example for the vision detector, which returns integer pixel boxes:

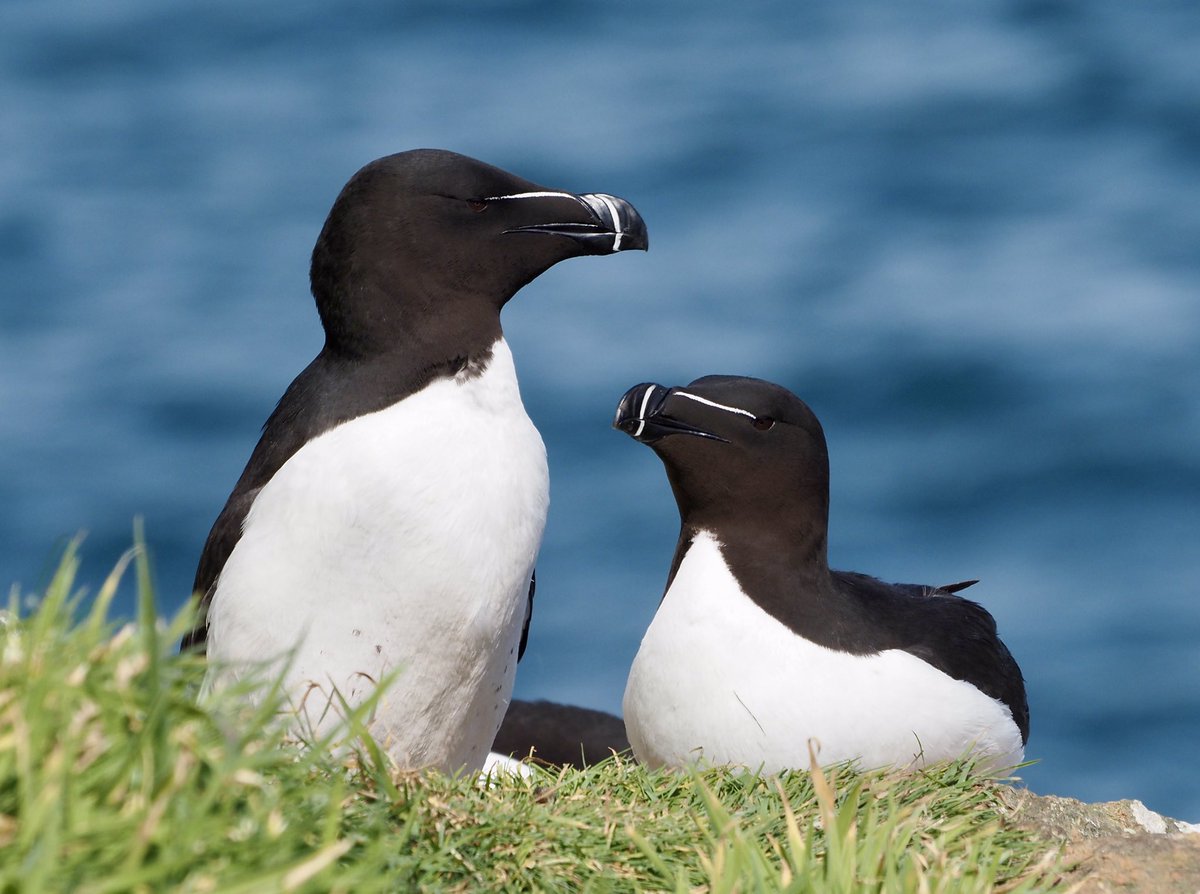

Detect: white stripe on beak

[594,194,624,251]
[633,385,657,439]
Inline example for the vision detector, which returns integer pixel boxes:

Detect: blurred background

[2,0,1197,818]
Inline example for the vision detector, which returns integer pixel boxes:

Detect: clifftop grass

[1,541,1067,892]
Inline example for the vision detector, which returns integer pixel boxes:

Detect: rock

[999,788,1200,893]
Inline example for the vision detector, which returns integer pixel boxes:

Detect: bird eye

[752,416,775,431]
[467,199,489,213]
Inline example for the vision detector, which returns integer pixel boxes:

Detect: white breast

[623,532,1024,775]
[205,337,548,773]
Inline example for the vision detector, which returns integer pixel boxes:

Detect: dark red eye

[752,416,775,431]
[467,199,489,213]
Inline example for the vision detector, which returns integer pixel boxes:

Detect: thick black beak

[613,383,727,444]
[505,192,648,255]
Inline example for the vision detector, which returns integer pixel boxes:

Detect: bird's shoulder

[185,356,372,644]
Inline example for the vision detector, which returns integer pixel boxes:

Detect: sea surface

[3,0,1198,819]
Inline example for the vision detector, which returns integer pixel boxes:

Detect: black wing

[833,571,1030,744]
[517,570,535,661]
[182,348,506,652]
[181,370,326,651]
[906,594,1029,744]
[938,579,979,594]
[183,353,382,651]
[181,488,262,650]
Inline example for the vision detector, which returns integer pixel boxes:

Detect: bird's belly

[206,350,548,773]
[623,534,1024,774]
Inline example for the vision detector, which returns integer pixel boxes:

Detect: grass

[0,538,1068,893]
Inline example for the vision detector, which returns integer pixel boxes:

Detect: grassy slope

[0,542,1067,893]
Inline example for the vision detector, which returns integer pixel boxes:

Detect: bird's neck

[716,514,831,573]
[680,502,833,586]
[316,280,504,370]
[682,520,882,651]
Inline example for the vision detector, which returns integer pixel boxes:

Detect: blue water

[3,0,1198,818]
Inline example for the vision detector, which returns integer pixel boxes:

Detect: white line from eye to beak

[673,391,756,419]
[484,191,586,205]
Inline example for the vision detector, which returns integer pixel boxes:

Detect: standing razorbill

[184,149,647,773]
[613,376,1028,775]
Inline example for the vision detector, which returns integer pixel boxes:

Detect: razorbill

[184,149,647,774]
[613,376,1028,775]
[493,699,630,767]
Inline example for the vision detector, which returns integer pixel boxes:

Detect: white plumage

[205,338,548,773]
[624,531,1025,774]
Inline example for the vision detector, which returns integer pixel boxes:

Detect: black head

[615,375,831,551]
[309,149,647,357]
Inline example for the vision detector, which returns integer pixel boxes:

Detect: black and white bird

[492,699,631,768]
[184,149,647,773]
[613,376,1028,775]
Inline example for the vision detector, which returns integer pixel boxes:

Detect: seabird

[613,375,1028,774]
[185,149,647,774]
